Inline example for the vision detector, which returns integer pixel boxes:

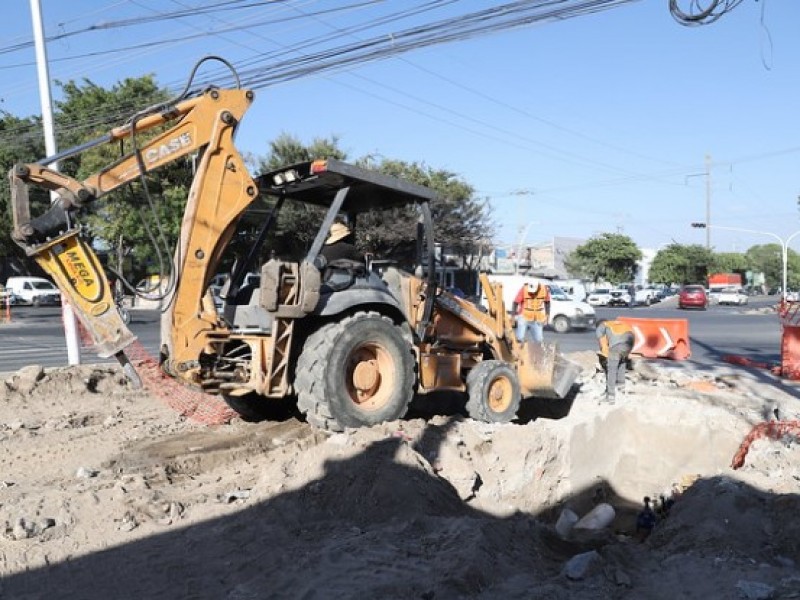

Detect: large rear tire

[295,312,415,432]
[465,360,521,423]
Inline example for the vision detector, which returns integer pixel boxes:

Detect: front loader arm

[9,88,258,378]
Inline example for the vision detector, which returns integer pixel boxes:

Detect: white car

[608,287,633,307]
[4,276,62,307]
[717,287,748,306]
[586,288,612,307]
[480,275,596,333]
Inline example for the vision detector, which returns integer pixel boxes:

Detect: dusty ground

[1,353,799,599]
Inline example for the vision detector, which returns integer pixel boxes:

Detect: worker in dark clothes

[595,318,634,404]
[320,222,361,264]
[635,496,657,541]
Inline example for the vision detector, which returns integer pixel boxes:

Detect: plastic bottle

[573,502,616,530]
[555,508,579,538]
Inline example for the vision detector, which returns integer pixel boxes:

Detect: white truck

[482,274,596,333]
[4,276,62,307]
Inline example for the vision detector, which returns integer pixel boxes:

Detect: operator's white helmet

[326,222,351,245]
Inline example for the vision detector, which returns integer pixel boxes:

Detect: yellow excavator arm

[9,86,257,379]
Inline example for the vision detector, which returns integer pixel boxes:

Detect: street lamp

[515,220,540,274]
[691,223,800,300]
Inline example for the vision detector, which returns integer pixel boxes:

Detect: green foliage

[565,233,642,283]
[359,159,494,269]
[0,113,47,262]
[55,77,182,281]
[648,244,714,285]
[745,244,800,290]
[711,252,748,274]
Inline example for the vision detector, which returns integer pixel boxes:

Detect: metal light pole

[691,223,800,300]
[30,0,82,366]
[514,220,540,274]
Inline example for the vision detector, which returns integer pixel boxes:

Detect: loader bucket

[518,341,581,400]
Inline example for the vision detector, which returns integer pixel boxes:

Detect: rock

[10,518,37,541]
[612,568,632,587]
[13,365,45,394]
[118,512,139,532]
[736,580,774,600]
[562,550,601,580]
[222,489,251,503]
[75,467,99,479]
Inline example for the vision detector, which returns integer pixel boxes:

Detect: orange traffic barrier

[778,300,800,326]
[780,325,800,380]
[618,316,691,360]
[0,296,10,323]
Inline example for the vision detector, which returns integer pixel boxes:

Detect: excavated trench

[533,384,755,534]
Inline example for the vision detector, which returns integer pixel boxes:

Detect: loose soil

[1,353,799,599]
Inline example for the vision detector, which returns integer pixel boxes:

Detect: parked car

[479,275,596,333]
[545,283,596,333]
[644,287,663,303]
[717,287,748,306]
[4,276,62,307]
[608,287,633,307]
[586,287,612,307]
[678,284,708,310]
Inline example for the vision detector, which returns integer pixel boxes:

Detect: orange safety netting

[730,420,800,469]
[78,324,236,425]
[721,354,781,374]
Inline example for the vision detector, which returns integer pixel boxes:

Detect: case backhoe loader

[8,58,578,431]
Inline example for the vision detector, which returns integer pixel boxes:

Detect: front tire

[296,312,415,432]
[465,360,521,423]
[552,315,571,334]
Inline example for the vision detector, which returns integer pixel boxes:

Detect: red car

[678,285,708,310]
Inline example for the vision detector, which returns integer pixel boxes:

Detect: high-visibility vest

[515,285,550,323]
[597,320,634,356]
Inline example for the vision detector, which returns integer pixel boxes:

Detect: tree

[648,244,713,285]
[745,244,800,290]
[358,158,494,271]
[564,233,642,283]
[711,251,748,274]
[0,113,46,266]
[52,77,180,282]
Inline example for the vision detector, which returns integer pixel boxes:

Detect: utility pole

[30,0,81,366]
[704,154,712,250]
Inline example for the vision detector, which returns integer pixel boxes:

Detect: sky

[3,0,800,254]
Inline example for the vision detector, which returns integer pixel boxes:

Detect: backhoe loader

[8,58,578,431]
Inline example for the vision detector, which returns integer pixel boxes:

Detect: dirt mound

[1,360,799,598]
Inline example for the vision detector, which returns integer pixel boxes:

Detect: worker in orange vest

[596,318,635,404]
[512,281,551,344]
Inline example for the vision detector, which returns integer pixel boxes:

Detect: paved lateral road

[0,297,784,373]
[0,306,162,374]
[551,296,783,367]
